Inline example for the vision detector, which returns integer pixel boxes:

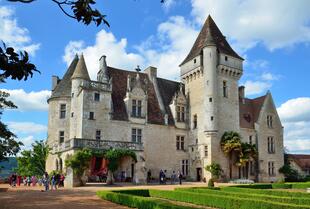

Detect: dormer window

[176,105,185,122]
[132,99,142,117]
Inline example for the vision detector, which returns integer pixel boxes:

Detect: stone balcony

[52,138,144,153]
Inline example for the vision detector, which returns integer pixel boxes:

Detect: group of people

[9,172,65,191]
[159,170,183,185]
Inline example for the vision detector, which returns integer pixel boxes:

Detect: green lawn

[97,184,310,209]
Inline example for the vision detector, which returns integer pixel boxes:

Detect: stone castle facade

[46,16,284,186]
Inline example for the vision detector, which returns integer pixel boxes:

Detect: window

[249,135,253,144]
[181,160,189,176]
[71,93,74,97]
[225,56,228,61]
[250,161,255,175]
[193,114,197,129]
[268,161,275,176]
[71,112,74,117]
[96,130,101,140]
[132,99,142,117]
[132,128,142,143]
[267,115,273,128]
[223,81,228,97]
[194,58,196,64]
[205,145,208,157]
[209,97,212,102]
[94,93,100,101]
[89,112,94,120]
[176,136,185,150]
[211,116,214,121]
[59,131,64,143]
[268,136,275,153]
[176,105,185,122]
[60,104,66,119]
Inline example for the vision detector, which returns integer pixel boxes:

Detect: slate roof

[71,54,90,80]
[180,15,243,66]
[239,95,266,129]
[287,154,310,171]
[50,55,79,99]
[107,67,169,125]
[156,78,182,125]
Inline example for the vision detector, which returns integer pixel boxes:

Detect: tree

[104,148,137,185]
[220,131,242,179]
[236,142,257,167]
[279,154,301,182]
[0,90,23,162]
[65,148,92,185]
[16,140,49,176]
[205,162,223,180]
[2,0,166,80]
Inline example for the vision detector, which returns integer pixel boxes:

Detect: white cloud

[277,97,310,153]
[191,0,310,52]
[242,80,271,96]
[63,30,144,80]
[261,72,279,81]
[0,6,40,55]
[7,121,47,135]
[1,89,51,111]
[63,16,198,80]
[162,0,176,12]
[278,97,310,123]
[18,135,36,151]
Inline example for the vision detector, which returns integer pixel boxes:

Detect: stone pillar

[134,152,147,184]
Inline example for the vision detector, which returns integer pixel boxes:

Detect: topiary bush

[208,178,215,188]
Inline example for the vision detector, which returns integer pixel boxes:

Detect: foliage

[207,178,214,188]
[205,163,222,179]
[272,183,292,189]
[0,90,22,162]
[236,142,257,167]
[279,164,301,182]
[16,140,49,176]
[65,148,92,178]
[173,187,310,206]
[104,149,137,172]
[220,131,242,178]
[97,190,197,209]
[0,43,39,81]
[149,189,310,209]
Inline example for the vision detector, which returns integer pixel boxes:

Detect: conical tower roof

[49,55,79,99]
[71,54,90,80]
[180,15,243,66]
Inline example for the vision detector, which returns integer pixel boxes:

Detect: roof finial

[135,65,141,73]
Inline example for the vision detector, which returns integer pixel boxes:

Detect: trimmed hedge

[222,187,310,199]
[272,183,293,189]
[291,182,310,189]
[96,190,195,209]
[149,189,310,209]
[233,183,272,189]
[175,187,310,205]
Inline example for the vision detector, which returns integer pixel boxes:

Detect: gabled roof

[239,95,266,129]
[50,55,79,99]
[71,54,90,80]
[180,15,243,66]
[287,154,310,170]
[108,67,169,125]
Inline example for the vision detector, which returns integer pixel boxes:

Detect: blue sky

[0,0,309,153]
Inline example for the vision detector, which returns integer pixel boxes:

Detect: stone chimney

[97,55,108,83]
[144,66,157,81]
[52,76,60,91]
[239,86,245,100]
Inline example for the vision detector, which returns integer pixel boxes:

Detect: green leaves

[205,163,223,179]
[15,140,49,176]
[0,43,39,81]
[104,149,137,172]
[65,148,92,177]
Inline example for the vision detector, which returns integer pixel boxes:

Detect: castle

[46,16,284,186]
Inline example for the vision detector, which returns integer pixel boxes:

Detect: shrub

[149,189,310,209]
[233,183,272,189]
[272,183,292,189]
[291,182,310,189]
[222,187,310,199]
[208,178,215,188]
[205,163,222,180]
[176,187,310,205]
[97,190,195,209]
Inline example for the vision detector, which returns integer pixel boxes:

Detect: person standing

[178,170,183,185]
[171,171,176,184]
[17,175,22,187]
[51,174,57,190]
[43,172,49,191]
[11,173,17,187]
